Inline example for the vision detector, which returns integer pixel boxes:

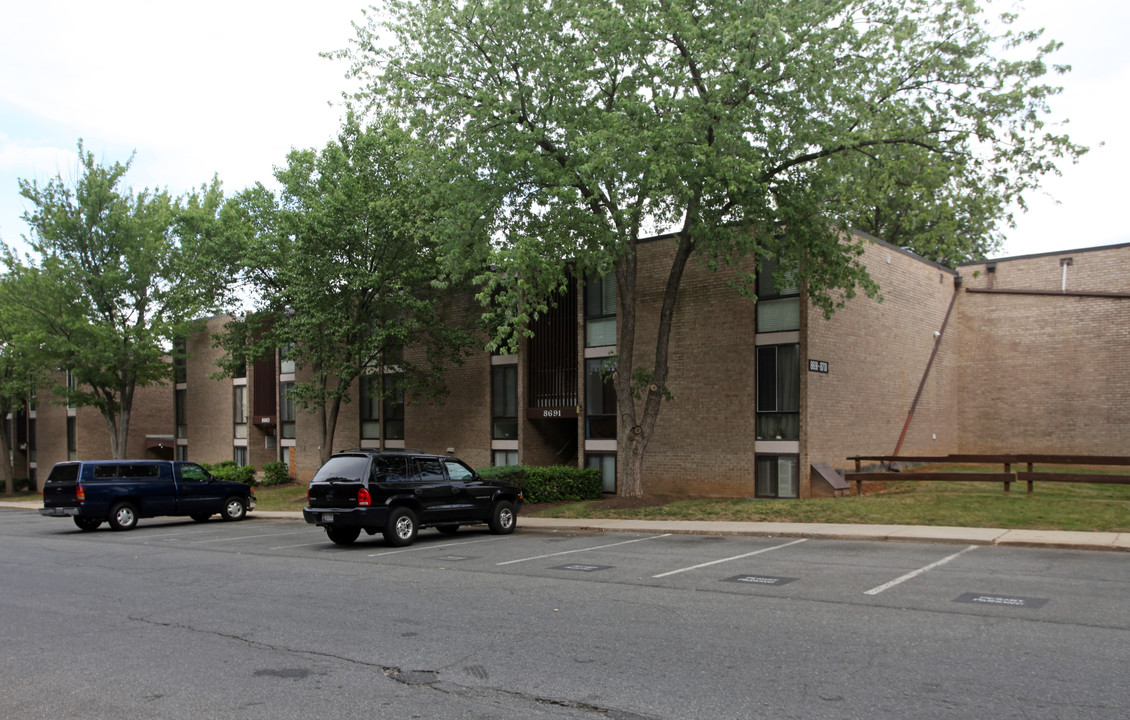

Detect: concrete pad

[994,529,1126,551]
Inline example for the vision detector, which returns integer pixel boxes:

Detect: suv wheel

[220,497,247,521]
[383,507,418,547]
[488,500,517,535]
[326,527,361,545]
[74,517,102,532]
[108,502,138,531]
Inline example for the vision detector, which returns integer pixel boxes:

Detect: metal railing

[845,454,1130,497]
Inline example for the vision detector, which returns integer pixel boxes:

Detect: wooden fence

[845,454,1130,497]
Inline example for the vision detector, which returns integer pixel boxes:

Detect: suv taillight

[357,487,371,507]
[76,484,85,502]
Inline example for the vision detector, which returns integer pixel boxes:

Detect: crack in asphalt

[128,615,662,719]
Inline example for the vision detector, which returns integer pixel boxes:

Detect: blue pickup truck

[39,460,256,531]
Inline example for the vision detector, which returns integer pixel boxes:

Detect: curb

[6,502,1127,552]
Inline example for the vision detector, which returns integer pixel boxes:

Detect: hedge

[261,461,292,486]
[477,464,602,504]
[201,461,256,485]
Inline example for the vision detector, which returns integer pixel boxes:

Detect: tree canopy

[217,116,487,462]
[2,141,228,459]
[337,0,1084,495]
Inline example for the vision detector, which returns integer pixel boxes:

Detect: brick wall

[184,316,237,465]
[802,238,959,489]
[955,243,1130,454]
[627,238,761,497]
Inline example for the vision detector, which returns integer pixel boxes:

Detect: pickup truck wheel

[326,527,360,545]
[488,500,517,534]
[436,524,459,535]
[74,517,102,532]
[108,502,138,531]
[220,497,247,521]
[383,507,418,547]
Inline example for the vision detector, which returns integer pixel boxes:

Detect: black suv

[302,450,523,546]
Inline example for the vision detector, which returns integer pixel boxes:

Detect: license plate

[321,513,334,523]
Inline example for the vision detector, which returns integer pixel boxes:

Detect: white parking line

[367,536,506,557]
[496,534,672,566]
[651,538,808,578]
[190,530,313,544]
[864,545,978,596]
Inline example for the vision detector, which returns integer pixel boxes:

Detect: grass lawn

[527,465,1130,533]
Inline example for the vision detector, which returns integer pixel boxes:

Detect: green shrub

[262,461,291,486]
[12,477,32,492]
[202,461,256,485]
[477,465,602,504]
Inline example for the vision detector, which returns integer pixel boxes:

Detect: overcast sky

[1,0,1127,262]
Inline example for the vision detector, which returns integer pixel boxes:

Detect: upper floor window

[279,345,296,375]
[756,258,799,333]
[584,358,616,439]
[280,382,296,439]
[756,344,799,440]
[383,373,405,440]
[585,270,617,347]
[359,374,380,440]
[233,386,248,440]
[492,364,518,439]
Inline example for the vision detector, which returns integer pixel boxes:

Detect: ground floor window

[234,446,248,467]
[586,453,616,493]
[493,449,518,466]
[756,455,798,498]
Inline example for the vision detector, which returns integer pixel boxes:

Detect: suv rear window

[311,456,371,484]
[45,464,79,485]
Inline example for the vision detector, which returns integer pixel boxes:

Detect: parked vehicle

[40,460,256,531]
[303,450,523,546]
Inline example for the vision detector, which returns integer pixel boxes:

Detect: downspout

[892,277,961,457]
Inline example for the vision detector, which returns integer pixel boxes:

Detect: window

[234,446,248,467]
[585,270,617,347]
[66,370,77,410]
[413,458,444,482]
[233,386,248,439]
[178,463,210,482]
[756,258,800,333]
[175,388,187,439]
[280,382,296,439]
[585,358,616,439]
[359,374,380,440]
[173,339,187,383]
[383,373,405,440]
[66,417,76,461]
[493,450,518,466]
[756,455,799,498]
[492,365,518,439]
[586,453,616,493]
[444,460,475,481]
[279,345,296,375]
[756,344,799,440]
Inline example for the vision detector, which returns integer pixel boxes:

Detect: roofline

[957,241,1130,266]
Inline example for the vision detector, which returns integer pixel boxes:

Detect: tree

[341,0,1085,496]
[216,115,487,464]
[0,273,52,494]
[2,141,229,459]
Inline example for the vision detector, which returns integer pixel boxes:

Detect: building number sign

[809,359,829,374]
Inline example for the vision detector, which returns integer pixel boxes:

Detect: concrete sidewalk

[7,501,1128,552]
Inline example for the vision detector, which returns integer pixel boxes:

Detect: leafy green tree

[2,141,229,459]
[340,0,1086,496]
[0,273,52,493]
[216,116,486,464]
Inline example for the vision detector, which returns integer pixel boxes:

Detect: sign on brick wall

[808,359,829,373]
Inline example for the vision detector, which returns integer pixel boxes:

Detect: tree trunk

[615,229,697,498]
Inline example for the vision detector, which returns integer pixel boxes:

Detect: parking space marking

[651,538,807,578]
[367,536,505,557]
[496,534,671,566]
[190,530,313,544]
[864,545,978,596]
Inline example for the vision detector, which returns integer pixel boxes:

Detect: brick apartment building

[13,234,1129,498]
